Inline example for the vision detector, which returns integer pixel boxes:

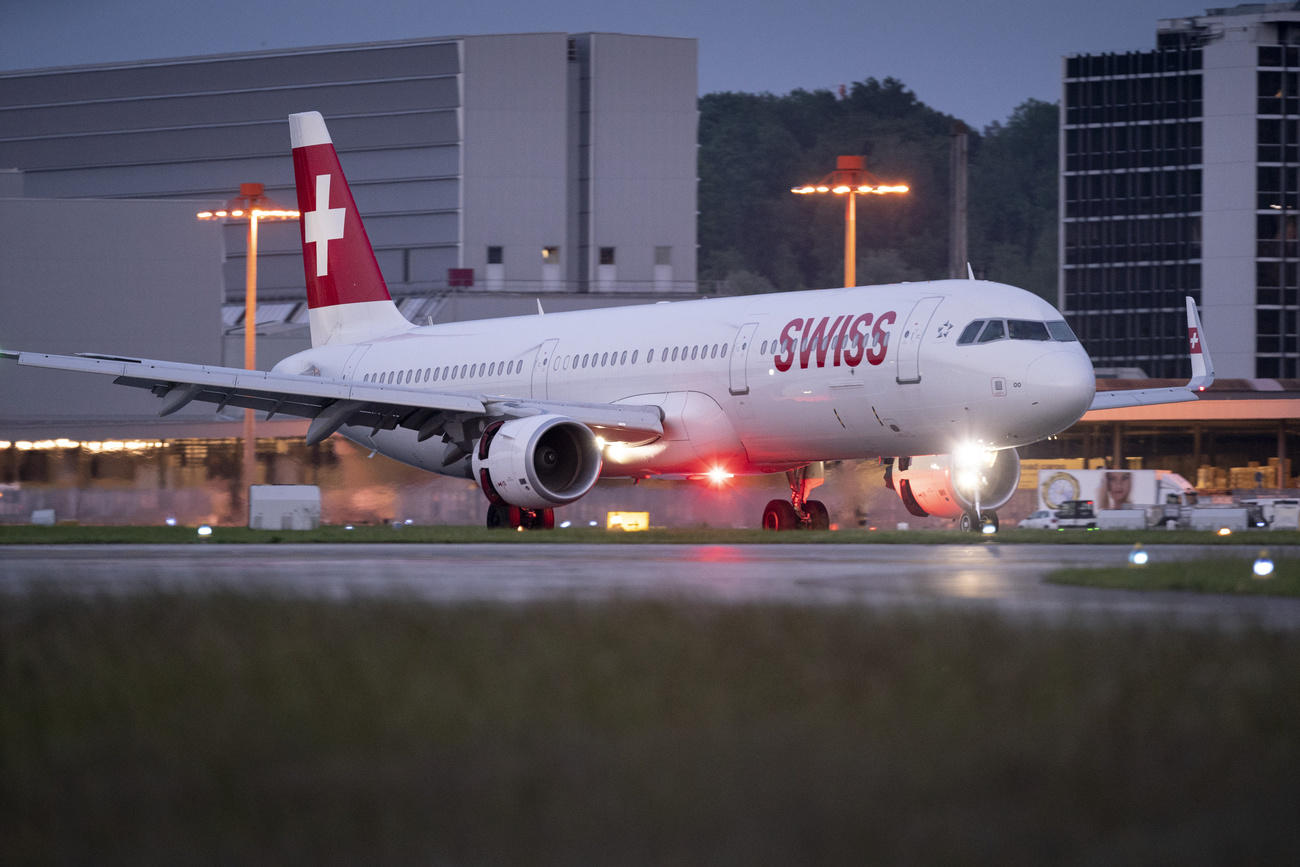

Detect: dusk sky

[6,0,1201,129]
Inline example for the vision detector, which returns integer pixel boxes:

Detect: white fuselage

[272,279,1096,479]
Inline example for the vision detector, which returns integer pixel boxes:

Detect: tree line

[698,78,1058,302]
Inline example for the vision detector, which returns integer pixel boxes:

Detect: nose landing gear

[762,462,831,530]
[958,510,999,533]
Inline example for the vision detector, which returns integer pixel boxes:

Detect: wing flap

[4,350,664,444]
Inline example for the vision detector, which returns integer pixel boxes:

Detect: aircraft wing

[0,350,664,446]
[1087,297,1215,411]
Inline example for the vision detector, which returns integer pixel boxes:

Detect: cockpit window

[1046,320,1078,342]
[960,317,1081,346]
[957,320,984,345]
[1007,319,1050,341]
[976,319,1006,343]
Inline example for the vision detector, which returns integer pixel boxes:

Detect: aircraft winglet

[1087,296,1215,411]
[1186,295,1214,392]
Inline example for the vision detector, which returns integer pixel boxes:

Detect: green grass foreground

[3,593,1299,864]
[1049,555,1300,597]
[5,523,1300,546]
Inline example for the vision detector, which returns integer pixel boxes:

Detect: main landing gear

[486,503,555,530]
[762,462,831,531]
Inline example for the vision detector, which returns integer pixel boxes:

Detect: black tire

[486,503,520,529]
[762,499,800,530]
[805,499,830,530]
[958,511,977,532]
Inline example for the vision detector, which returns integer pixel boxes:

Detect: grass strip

[3,591,1299,864]
[1048,554,1300,596]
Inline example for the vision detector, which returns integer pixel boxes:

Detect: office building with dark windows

[1062,3,1300,378]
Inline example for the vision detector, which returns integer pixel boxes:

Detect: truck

[1037,469,1196,513]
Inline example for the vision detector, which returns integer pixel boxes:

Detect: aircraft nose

[1026,348,1095,430]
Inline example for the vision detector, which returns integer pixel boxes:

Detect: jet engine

[886,448,1021,519]
[472,414,603,510]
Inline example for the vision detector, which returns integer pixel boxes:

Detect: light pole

[197,184,299,519]
[791,155,908,288]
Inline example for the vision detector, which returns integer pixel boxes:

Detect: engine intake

[472,414,602,509]
[888,448,1020,519]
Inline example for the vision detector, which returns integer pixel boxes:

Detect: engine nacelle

[887,448,1021,519]
[471,414,603,510]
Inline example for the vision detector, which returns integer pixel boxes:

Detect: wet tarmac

[4,542,1300,630]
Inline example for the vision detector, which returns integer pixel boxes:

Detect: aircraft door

[531,338,559,398]
[895,296,943,384]
[728,322,759,395]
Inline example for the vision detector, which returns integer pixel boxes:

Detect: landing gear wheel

[980,511,999,533]
[486,503,522,529]
[527,508,556,530]
[959,511,977,532]
[762,499,800,531]
[487,504,556,530]
[805,500,830,531]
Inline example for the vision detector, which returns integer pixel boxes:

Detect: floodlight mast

[197,183,300,519]
[791,156,909,288]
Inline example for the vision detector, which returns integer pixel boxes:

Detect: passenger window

[721,343,728,357]
[1047,320,1078,342]
[957,321,984,345]
[671,347,679,361]
[631,350,639,364]
[977,320,1006,343]
[620,350,628,365]
[1008,319,1050,341]
[601,352,609,366]
[691,346,699,361]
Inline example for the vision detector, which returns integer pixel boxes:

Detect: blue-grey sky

[4,0,1200,129]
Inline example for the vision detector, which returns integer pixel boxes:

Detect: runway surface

[4,542,1300,629]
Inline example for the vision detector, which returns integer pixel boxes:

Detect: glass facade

[1256,46,1300,377]
[1062,44,1203,377]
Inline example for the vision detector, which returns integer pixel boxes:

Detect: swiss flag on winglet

[291,121,391,310]
[1188,326,1202,354]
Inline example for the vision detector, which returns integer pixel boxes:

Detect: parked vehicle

[1018,509,1059,530]
[1054,499,1097,530]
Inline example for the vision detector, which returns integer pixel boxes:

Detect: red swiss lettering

[841,313,873,367]
[773,318,802,372]
[868,310,896,365]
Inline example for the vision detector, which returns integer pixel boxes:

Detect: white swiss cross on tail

[1188,327,1201,353]
[304,174,345,277]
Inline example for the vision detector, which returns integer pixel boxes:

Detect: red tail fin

[289,112,408,346]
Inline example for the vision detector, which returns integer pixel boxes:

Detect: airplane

[0,111,1217,532]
